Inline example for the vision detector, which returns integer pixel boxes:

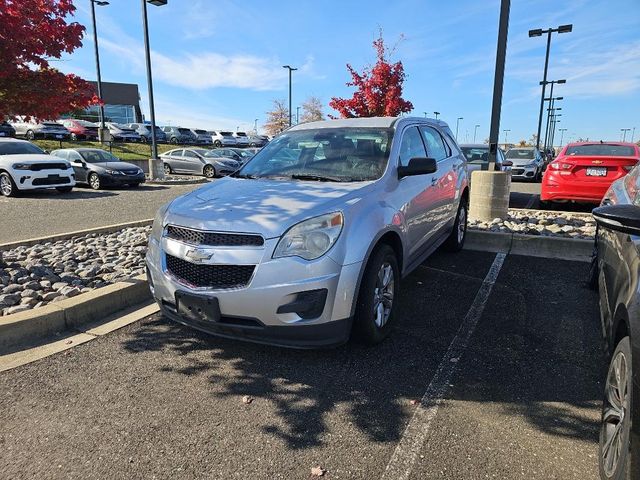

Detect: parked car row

[160,147,258,177]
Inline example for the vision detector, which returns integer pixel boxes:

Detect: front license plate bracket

[175,292,221,323]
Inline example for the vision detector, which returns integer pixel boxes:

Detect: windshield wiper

[290,173,345,182]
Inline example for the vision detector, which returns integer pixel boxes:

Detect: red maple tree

[0,0,97,120]
[330,32,413,118]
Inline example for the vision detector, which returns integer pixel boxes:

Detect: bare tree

[264,99,289,136]
[300,96,325,123]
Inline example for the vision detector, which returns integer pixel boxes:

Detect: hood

[510,158,535,166]
[4,154,67,164]
[95,161,140,170]
[165,177,373,238]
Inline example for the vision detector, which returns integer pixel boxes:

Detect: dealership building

[83,81,143,124]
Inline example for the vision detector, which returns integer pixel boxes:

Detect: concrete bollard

[148,158,166,181]
[469,171,511,222]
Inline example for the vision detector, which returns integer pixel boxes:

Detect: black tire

[443,196,469,252]
[163,163,172,175]
[170,137,178,144]
[25,130,35,140]
[588,250,599,290]
[129,183,141,188]
[213,140,222,147]
[599,336,633,480]
[203,164,216,178]
[70,133,78,141]
[140,136,148,143]
[352,244,400,345]
[88,172,101,190]
[56,186,73,193]
[0,171,18,197]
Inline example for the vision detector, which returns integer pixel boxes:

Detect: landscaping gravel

[0,226,150,317]
[469,209,596,239]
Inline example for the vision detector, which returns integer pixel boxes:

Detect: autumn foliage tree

[330,32,413,118]
[263,99,289,136]
[300,96,325,123]
[0,0,97,120]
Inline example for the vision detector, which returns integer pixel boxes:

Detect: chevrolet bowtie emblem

[592,160,604,164]
[185,248,213,262]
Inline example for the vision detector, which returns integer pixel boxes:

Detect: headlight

[12,163,31,170]
[150,201,172,239]
[525,162,537,168]
[273,212,343,260]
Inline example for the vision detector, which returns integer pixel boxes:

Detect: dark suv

[161,126,196,144]
[128,123,167,143]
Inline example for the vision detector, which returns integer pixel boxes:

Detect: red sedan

[541,142,640,205]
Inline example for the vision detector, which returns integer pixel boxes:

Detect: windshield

[461,147,489,164]
[235,127,392,182]
[79,150,119,163]
[194,129,207,134]
[220,131,233,136]
[506,149,535,160]
[236,132,247,136]
[232,149,253,158]
[192,148,208,156]
[76,120,97,127]
[0,141,45,155]
[565,144,636,157]
[43,122,62,127]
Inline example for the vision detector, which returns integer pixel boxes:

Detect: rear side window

[171,150,183,157]
[178,128,191,134]
[420,126,449,161]
[184,150,198,158]
[398,127,427,167]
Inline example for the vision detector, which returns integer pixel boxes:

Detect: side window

[419,126,449,161]
[184,150,198,158]
[172,149,183,157]
[398,127,427,167]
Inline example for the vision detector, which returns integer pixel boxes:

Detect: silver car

[146,117,469,347]
[160,148,240,178]
[505,146,544,181]
[11,120,70,140]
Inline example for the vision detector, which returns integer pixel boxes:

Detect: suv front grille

[166,225,264,247]
[30,163,68,171]
[165,254,255,289]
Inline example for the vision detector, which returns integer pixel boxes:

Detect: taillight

[549,161,573,171]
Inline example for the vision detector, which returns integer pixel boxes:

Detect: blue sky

[58,0,640,143]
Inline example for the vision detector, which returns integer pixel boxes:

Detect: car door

[419,125,459,232]
[396,126,441,261]
[68,151,89,182]
[167,149,185,172]
[182,149,204,174]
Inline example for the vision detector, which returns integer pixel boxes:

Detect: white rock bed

[469,209,596,239]
[0,226,150,317]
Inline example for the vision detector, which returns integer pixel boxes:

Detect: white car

[0,138,75,197]
[209,130,237,147]
[105,123,142,142]
[232,131,250,147]
[10,120,70,140]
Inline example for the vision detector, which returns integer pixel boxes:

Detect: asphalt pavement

[0,250,604,479]
[0,183,202,243]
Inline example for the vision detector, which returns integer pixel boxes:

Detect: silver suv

[146,117,469,347]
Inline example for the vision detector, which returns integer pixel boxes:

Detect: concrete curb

[465,230,593,262]
[147,178,208,185]
[510,207,594,218]
[0,219,153,251]
[0,274,151,353]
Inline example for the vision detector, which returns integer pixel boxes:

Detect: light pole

[543,94,563,153]
[503,129,511,145]
[558,128,567,147]
[423,111,428,118]
[474,124,480,143]
[632,127,636,142]
[296,106,300,124]
[141,0,166,178]
[621,128,631,142]
[90,0,109,142]
[550,114,561,148]
[253,118,258,133]
[455,117,463,140]
[282,65,297,127]
[433,111,440,119]
[529,24,573,150]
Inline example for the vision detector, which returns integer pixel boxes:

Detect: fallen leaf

[311,466,326,476]
[409,399,420,406]
[242,395,253,404]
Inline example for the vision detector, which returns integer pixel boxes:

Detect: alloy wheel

[163,164,171,175]
[89,173,101,190]
[0,173,13,196]
[373,262,394,328]
[457,204,467,244]
[601,349,630,477]
[203,165,215,178]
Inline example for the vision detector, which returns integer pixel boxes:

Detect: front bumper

[11,168,76,190]
[510,165,537,180]
[36,132,70,140]
[541,173,612,203]
[99,173,145,186]
[145,235,361,348]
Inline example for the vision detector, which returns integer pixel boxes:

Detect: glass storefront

[82,104,138,124]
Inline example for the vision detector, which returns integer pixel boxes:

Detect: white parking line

[525,194,538,209]
[381,252,507,480]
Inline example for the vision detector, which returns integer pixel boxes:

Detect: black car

[591,165,640,480]
[50,148,145,190]
[0,121,16,138]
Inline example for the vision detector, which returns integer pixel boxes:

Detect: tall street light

[540,79,565,148]
[433,111,440,119]
[282,65,297,127]
[503,129,511,144]
[474,124,480,143]
[455,117,463,140]
[423,111,428,118]
[632,127,636,142]
[296,106,300,124]
[550,114,562,148]
[253,118,258,133]
[621,128,631,142]
[141,0,166,178]
[558,127,567,147]
[543,98,562,153]
[529,24,573,150]
[90,0,109,143]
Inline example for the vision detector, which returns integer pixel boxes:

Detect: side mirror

[398,157,437,178]
[592,204,640,235]
[42,150,49,154]
[502,160,513,167]
[71,159,85,166]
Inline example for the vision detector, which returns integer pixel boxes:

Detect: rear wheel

[70,133,78,141]
[25,130,35,140]
[88,172,101,190]
[140,136,148,143]
[170,137,178,144]
[443,196,468,252]
[0,172,18,197]
[599,336,632,480]
[203,164,216,178]
[352,245,399,345]
[163,163,172,175]
[56,186,73,193]
[213,140,222,147]
[129,183,141,188]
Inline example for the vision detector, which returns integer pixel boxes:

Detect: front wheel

[203,164,216,178]
[443,196,468,252]
[70,133,78,141]
[0,172,18,197]
[213,140,222,147]
[352,245,400,345]
[163,163,172,175]
[25,130,35,140]
[599,336,633,480]
[170,137,178,144]
[88,172,101,190]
